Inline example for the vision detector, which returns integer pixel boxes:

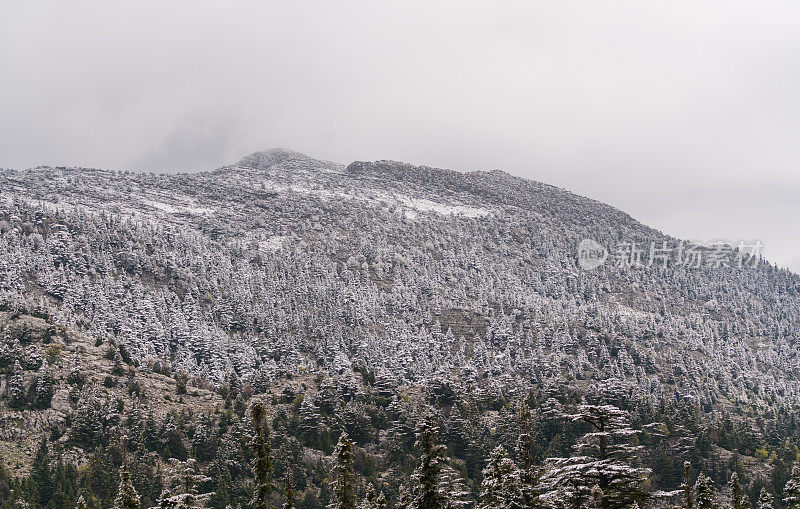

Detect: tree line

[4,394,800,509]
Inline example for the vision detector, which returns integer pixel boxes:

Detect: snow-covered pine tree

[540,404,651,508]
[479,446,522,509]
[438,464,472,509]
[71,386,105,448]
[207,457,234,508]
[251,402,273,509]
[113,462,141,509]
[361,483,378,509]
[155,489,174,509]
[728,473,746,509]
[314,377,338,415]
[374,371,398,401]
[694,473,716,509]
[224,370,241,400]
[34,359,55,409]
[329,432,356,509]
[785,461,800,509]
[375,491,388,509]
[299,397,321,444]
[399,485,412,508]
[757,488,774,509]
[411,417,448,509]
[7,359,27,409]
[76,495,88,509]
[156,458,212,508]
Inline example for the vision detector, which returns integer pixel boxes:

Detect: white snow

[259,236,288,253]
[253,173,491,219]
[395,195,490,218]
[143,200,180,214]
[142,199,215,216]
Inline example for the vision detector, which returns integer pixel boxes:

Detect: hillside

[1,149,800,507]
[0,310,223,475]
[2,149,798,404]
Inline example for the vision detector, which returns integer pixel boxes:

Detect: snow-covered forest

[2,149,800,508]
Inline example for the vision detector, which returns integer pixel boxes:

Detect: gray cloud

[1,1,798,270]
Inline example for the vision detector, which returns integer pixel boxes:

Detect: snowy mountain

[1,148,799,413]
[4,148,800,507]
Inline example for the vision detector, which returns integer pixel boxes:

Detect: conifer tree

[32,439,53,507]
[299,398,321,441]
[49,455,78,509]
[375,491,388,509]
[479,446,522,509]
[411,418,447,509]
[361,483,378,509]
[515,403,542,507]
[71,387,105,448]
[757,488,774,509]
[438,465,472,509]
[113,463,141,509]
[157,459,211,508]
[399,485,413,508]
[681,462,693,509]
[329,432,356,509]
[314,378,338,415]
[541,404,650,508]
[251,402,273,509]
[728,473,746,509]
[207,459,233,508]
[82,447,117,506]
[785,461,800,509]
[76,495,88,509]
[590,485,604,508]
[694,474,716,509]
[283,474,295,509]
[0,451,10,506]
[224,370,241,400]
[34,359,55,408]
[8,359,27,409]
[156,489,174,509]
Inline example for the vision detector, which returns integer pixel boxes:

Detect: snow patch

[143,200,179,213]
[396,196,490,218]
[253,174,491,218]
[259,236,288,253]
[184,206,215,215]
[142,199,215,216]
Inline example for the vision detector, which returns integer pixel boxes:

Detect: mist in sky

[1,1,798,271]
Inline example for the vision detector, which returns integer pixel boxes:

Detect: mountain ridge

[0,149,705,253]
[1,150,798,400]
[2,149,800,506]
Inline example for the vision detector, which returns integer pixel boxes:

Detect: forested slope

[2,149,800,507]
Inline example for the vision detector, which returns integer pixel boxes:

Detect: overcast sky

[1,1,799,272]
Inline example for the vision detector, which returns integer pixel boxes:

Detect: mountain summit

[235,148,343,172]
